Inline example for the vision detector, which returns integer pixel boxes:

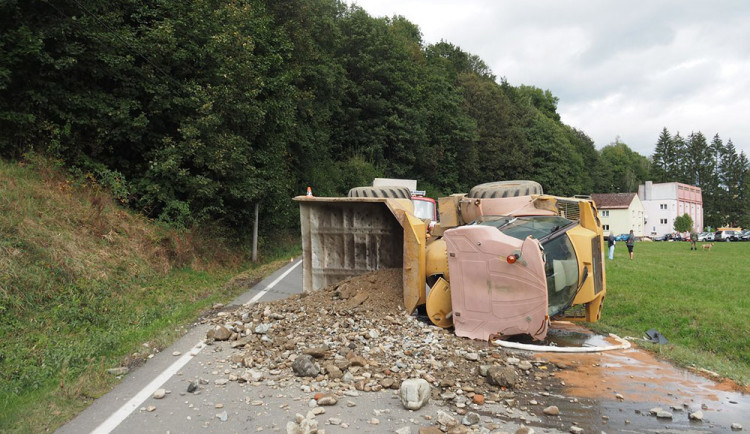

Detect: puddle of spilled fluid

[542,324,609,347]
[519,322,749,433]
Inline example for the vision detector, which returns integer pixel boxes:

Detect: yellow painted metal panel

[397,210,426,313]
[426,277,453,328]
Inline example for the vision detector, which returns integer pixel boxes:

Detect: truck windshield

[476,215,579,317]
[475,215,573,241]
[411,199,436,222]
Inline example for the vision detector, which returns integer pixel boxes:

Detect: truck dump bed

[295,196,426,312]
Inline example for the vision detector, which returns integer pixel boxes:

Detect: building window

[601,210,609,217]
[660,204,667,210]
[660,218,667,224]
[603,224,609,231]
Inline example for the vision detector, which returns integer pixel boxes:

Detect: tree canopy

[674,213,694,233]
[1,0,747,236]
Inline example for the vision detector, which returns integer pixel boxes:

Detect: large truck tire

[468,180,543,199]
[347,185,412,199]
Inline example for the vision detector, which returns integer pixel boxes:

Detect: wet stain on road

[531,322,749,432]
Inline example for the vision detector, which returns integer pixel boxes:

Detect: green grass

[0,263,299,433]
[0,158,301,432]
[592,240,750,385]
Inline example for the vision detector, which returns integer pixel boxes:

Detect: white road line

[91,341,205,434]
[92,259,302,434]
[246,259,302,304]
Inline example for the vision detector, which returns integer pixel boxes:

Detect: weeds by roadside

[0,158,300,432]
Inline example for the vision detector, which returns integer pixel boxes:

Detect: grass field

[592,240,750,385]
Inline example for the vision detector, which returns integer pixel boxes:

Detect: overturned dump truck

[294,181,606,341]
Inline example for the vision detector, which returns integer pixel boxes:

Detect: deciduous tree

[673,213,693,233]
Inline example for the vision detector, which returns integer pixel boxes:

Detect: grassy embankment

[593,240,750,385]
[0,158,300,432]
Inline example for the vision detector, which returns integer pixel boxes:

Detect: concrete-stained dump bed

[298,199,403,293]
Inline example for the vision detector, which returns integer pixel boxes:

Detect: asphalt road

[56,259,749,433]
[58,259,532,434]
[57,259,309,434]
[56,260,544,433]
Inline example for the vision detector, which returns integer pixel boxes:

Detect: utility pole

[252,202,259,262]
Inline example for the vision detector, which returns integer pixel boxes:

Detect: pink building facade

[638,181,703,236]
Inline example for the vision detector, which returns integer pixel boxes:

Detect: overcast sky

[348,0,750,157]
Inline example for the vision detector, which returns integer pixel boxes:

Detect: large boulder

[487,366,518,388]
[399,378,431,410]
[292,354,320,377]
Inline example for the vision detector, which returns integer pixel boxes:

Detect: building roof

[591,193,637,209]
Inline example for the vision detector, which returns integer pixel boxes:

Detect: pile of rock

[202,269,563,422]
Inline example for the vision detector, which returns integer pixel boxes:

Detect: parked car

[614,233,629,241]
[654,234,673,241]
[740,230,750,241]
[714,230,742,242]
[698,232,715,242]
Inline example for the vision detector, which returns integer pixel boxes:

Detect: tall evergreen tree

[702,134,724,229]
[737,151,750,229]
[684,131,713,187]
[717,140,744,226]
[651,127,672,183]
[672,132,687,182]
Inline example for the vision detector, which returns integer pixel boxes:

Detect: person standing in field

[626,229,635,259]
[607,231,616,260]
[690,230,697,250]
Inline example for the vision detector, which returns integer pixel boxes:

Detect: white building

[638,181,703,236]
[590,193,645,237]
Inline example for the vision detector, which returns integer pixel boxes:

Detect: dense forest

[1,0,748,235]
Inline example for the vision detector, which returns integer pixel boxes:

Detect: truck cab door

[444,225,549,340]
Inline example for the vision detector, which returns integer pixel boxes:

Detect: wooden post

[252,202,259,262]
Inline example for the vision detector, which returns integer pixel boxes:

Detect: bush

[674,213,694,233]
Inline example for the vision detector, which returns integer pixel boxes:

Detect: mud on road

[535,324,749,433]
[191,269,748,433]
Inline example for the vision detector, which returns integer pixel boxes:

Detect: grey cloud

[350,0,750,155]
